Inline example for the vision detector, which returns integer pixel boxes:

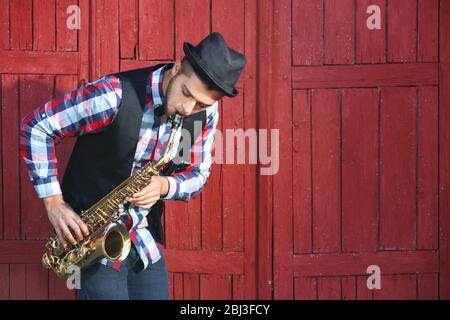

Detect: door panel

[261,0,445,300]
[0,0,88,299]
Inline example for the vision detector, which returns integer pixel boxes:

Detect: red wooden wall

[0,0,448,300]
[259,0,449,300]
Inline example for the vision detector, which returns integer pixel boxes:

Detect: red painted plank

[294,251,438,277]
[243,0,258,298]
[232,275,245,300]
[342,276,356,300]
[417,273,438,300]
[0,264,9,299]
[292,0,324,66]
[2,75,20,239]
[173,273,183,300]
[317,277,341,300]
[56,0,77,51]
[292,63,438,89]
[0,0,10,49]
[243,0,260,299]
[0,51,79,74]
[272,0,293,300]
[356,275,373,300]
[78,0,90,83]
[165,182,201,249]
[20,75,54,240]
[325,0,355,65]
[387,0,417,62]
[342,88,378,252]
[165,249,243,274]
[186,192,201,250]
[212,0,245,60]
[200,274,232,300]
[175,0,210,61]
[0,76,3,240]
[34,0,56,51]
[183,273,199,300]
[201,103,223,251]
[439,0,450,299]
[356,0,386,63]
[138,0,173,60]
[257,0,274,300]
[119,0,138,59]
[222,95,245,252]
[10,0,32,50]
[312,89,340,253]
[165,158,200,250]
[380,87,416,250]
[373,274,416,300]
[91,0,119,78]
[26,264,49,300]
[418,0,438,62]
[9,264,26,300]
[294,277,317,300]
[165,202,190,249]
[417,86,438,250]
[0,241,42,264]
[49,271,77,300]
[293,90,312,253]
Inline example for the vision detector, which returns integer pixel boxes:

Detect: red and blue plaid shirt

[20,64,219,270]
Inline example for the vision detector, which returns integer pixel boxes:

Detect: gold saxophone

[42,114,183,278]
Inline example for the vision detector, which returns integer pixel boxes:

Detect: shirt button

[41,113,46,118]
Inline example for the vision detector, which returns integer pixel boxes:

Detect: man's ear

[171,60,182,77]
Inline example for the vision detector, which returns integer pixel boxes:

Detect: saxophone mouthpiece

[171,113,183,130]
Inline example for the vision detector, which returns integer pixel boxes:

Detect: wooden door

[0,0,257,300]
[0,0,89,299]
[259,0,449,300]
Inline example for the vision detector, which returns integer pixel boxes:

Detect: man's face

[163,61,223,118]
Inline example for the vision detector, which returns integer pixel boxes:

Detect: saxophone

[42,114,183,278]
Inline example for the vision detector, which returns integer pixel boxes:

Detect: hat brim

[183,42,238,97]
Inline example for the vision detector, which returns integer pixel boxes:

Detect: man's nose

[182,100,197,116]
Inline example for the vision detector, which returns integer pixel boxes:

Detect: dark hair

[180,57,224,95]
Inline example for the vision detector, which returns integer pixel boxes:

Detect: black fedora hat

[183,32,247,97]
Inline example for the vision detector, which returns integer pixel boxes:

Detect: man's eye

[182,90,190,97]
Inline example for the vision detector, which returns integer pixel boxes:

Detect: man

[20,32,247,300]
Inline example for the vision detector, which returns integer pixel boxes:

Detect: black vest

[61,64,207,246]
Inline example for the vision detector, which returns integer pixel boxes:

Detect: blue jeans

[78,244,169,300]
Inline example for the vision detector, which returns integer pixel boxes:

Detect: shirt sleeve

[161,101,220,201]
[19,75,122,199]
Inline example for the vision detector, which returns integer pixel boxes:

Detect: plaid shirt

[20,64,219,270]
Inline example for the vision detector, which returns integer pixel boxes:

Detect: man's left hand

[128,176,169,209]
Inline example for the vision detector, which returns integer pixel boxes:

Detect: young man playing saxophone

[20,32,246,300]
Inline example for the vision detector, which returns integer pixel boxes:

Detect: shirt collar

[147,63,174,111]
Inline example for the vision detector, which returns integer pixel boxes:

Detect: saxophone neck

[152,113,183,171]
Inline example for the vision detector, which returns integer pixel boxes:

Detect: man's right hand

[43,194,90,248]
